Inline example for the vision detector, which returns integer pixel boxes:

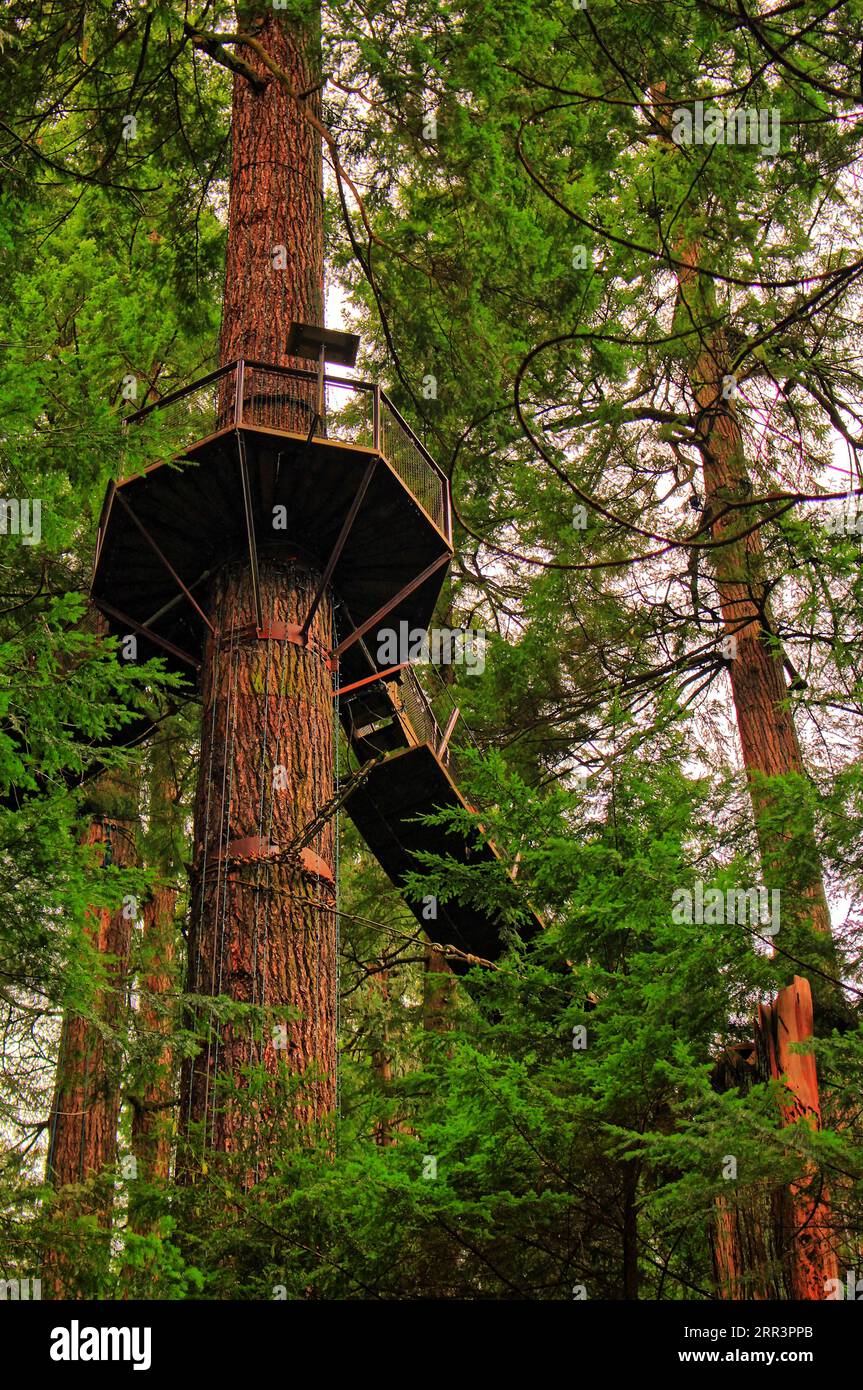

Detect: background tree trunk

[423,945,455,1033]
[131,884,177,1189]
[46,808,136,1190]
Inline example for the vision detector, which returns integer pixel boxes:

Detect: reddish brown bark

[180,555,336,1168]
[423,946,455,1033]
[713,978,838,1299]
[46,813,136,1190]
[218,10,323,373]
[650,86,833,946]
[44,805,136,1296]
[180,11,335,1171]
[681,273,833,941]
[652,85,839,1298]
[131,884,177,1188]
[757,976,838,1298]
[369,969,395,1146]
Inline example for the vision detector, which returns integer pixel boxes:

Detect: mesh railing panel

[399,665,444,752]
[395,666,475,793]
[379,399,447,533]
[124,363,449,539]
[123,367,230,464]
[238,365,317,433]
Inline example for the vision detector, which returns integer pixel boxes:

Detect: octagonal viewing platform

[91,359,453,688]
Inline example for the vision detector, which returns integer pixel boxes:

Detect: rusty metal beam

[237,429,263,630]
[143,567,214,628]
[113,489,216,635]
[333,662,408,699]
[438,706,460,759]
[333,551,451,660]
[91,598,201,670]
[301,457,377,641]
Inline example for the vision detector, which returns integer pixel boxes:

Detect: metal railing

[396,665,473,790]
[123,359,451,539]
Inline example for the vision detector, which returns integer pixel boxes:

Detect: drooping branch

[183,23,269,94]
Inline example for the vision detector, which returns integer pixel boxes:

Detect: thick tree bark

[756,976,839,1298]
[713,978,838,1299]
[218,10,323,373]
[180,554,336,1168]
[180,10,334,1171]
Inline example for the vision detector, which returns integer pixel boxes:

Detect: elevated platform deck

[91,362,452,688]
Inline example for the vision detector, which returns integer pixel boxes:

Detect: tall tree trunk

[651,84,841,1298]
[369,968,394,1146]
[46,807,136,1187]
[649,86,842,1011]
[621,1160,640,1300]
[680,254,834,939]
[217,10,323,370]
[181,555,336,1167]
[179,9,334,1172]
[756,976,839,1298]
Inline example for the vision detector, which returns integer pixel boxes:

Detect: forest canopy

[0,0,862,1306]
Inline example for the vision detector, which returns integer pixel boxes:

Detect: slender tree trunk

[650,86,833,949]
[680,264,833,937]
[422,945,455,1033]
[179,9,334,1172]
[130,742,181,1198]
[46,809,136,1189]
[130,884,177,1189]
[369,969,394,1146]
[621,1161,640,1300]
[44,793,136,1297]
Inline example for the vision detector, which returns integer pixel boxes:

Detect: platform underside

[91,426,452,688]
[345,743,540,970]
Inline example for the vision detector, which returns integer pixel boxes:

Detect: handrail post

[373,384,381,451]
[438,706,460,760]
[234,358,245,426]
